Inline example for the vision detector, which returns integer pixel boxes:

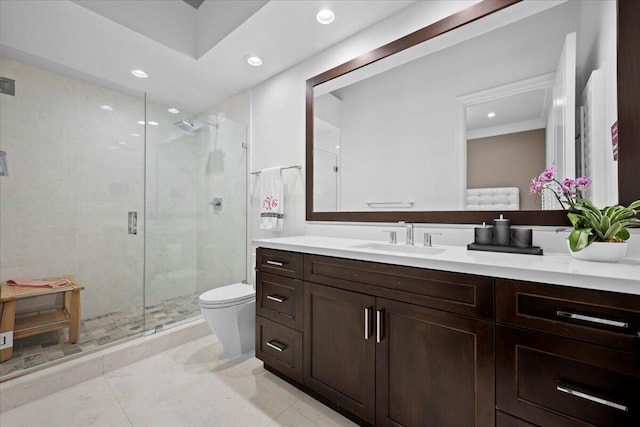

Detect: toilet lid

[199,283,255,307]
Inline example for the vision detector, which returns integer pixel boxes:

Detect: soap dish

[467,243,543,256]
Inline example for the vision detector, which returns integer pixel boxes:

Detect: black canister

[511,228,533,248]
[493,214,511,246]
[474,222,493,245]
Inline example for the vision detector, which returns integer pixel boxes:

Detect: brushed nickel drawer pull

[266,260,285,267]
[266,340,287,352]
[556,385,628,412]
[556,310,629,328]
[266,295,286,303]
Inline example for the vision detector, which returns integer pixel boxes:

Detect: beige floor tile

[126,370,298,427]
[0,377,131,427]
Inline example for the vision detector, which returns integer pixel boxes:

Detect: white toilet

[199,283,256,357]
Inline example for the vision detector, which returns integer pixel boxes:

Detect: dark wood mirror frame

[306,0,639,226]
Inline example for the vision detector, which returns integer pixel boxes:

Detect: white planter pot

[567,240,628,263]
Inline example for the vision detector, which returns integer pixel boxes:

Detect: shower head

[174,120,204,133]
[174,118,218,133]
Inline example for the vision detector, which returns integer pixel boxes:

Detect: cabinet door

[304,283,376,424]
[376,298,495,427]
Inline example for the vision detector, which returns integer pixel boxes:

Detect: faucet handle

[383,230,397,244]
[423,232,442,247]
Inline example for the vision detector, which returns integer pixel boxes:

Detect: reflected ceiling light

[148,121,159,126]
[131,133,140,137]
[137,120,146,125]
[316,8,335,24]
[130,69,148,78]
[335,145,341,150]
[167,108,180,114]
[245,55,263,67]
[487,112,496,118]
[100,105,113,111]
[118,141,128,146]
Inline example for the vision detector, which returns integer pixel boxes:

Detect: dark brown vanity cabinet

[257,248,495,426]
[256,248,640,426]
[496,279,640,426]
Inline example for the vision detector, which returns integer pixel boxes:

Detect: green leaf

[604,222,621,240]
[628,200,640,210]
[569,228,592,251]
[616,228,630,241]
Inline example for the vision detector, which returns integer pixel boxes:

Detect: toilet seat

[199,283,255,309]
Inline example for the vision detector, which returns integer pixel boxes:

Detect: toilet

[199,282,256,356]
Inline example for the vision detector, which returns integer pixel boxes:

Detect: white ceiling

[0,0,417,113]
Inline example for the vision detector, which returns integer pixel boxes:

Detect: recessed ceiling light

[245,55,263,67]
[130,69,148,78]
[148,121,159,126]
[335,145,341,150]
[487,112,496,118]
[100,105,113,111]
[316,9,335,25]
[137,120,146,125]
[167,108,180,114]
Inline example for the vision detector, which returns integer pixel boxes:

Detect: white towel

[260,167,284,231]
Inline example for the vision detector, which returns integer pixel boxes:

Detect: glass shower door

[143,108,247,334]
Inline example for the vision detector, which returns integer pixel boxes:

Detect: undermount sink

[350,242,445,256]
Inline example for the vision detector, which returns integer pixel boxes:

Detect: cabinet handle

[266,295,286,303]
[364,307,371,339]
[266,340,287,352]
[556,310,628,328]
[376,309,384,343]
[266,260,285,267]
[556,384,628,412]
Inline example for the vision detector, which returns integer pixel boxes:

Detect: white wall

[249,1,478,242]
[249,0,640,257]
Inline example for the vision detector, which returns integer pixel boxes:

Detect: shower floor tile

[0,294,201,379]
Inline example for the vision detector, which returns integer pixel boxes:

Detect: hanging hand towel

[260,167,284,231]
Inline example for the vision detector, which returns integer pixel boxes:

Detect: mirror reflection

[313,0,617,213]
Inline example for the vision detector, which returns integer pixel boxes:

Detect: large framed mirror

[306,0,639,225]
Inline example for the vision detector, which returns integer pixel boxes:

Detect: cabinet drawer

[255,316,303,383]
[256,271,303,331]
[304,254,494,319]
[256,248,303,279]
[496,325,640,427]
[496,279,640,353]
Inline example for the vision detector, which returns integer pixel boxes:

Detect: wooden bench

[0,275,84,362]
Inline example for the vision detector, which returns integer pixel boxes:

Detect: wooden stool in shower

[0,275,84,362]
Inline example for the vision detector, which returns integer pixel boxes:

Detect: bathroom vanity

[254,236,640,426]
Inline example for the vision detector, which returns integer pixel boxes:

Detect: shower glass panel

[0,57,146,379]
[143,108,247,334]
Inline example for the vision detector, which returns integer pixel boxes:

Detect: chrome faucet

[423,232,442,247]
[400,222,414,245]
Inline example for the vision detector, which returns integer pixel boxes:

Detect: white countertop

[254,236,640,296]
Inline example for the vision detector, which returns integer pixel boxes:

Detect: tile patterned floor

[1,294,201,378]
[0,334,357,427]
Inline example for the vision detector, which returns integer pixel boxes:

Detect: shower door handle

[128,212,137,235]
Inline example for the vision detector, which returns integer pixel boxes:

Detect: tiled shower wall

[0,58,145,320]
[0,58,247,320]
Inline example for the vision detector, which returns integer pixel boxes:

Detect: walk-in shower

[0,56,247,380]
